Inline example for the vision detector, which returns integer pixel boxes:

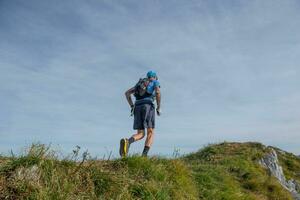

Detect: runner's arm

[155,86,161,109]
[125,87,135,107]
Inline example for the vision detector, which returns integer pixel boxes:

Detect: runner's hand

[156,107,161,116]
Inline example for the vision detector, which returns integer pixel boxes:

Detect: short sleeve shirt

[147,80,160,96]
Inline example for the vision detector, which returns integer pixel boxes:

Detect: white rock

[259,149,300,200]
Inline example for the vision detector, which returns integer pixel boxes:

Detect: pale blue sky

[1,0,300,157]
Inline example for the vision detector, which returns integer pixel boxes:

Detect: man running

[119,70,161,157]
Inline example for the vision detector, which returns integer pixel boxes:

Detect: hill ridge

[0,142,300,199]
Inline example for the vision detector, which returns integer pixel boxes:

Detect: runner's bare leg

[145,128,154,147]
[131,129,145,141]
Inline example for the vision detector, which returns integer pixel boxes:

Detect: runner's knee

[137,130,145,138]
[147,128,154,136]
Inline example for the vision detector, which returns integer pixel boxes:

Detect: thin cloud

[0,0,299,156]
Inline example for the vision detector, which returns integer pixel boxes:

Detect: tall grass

[0,144,198,200]
[0,142,299,199]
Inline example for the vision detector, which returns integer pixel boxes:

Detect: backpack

[134,78,152,100]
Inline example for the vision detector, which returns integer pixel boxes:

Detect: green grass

[184,142,295,200]
[0,144,198,200]
[0,142,299,199]
[274,147,300,182]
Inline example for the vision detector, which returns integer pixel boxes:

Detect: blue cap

[147,70,157,78]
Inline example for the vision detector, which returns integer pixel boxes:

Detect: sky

[1,0,300,158]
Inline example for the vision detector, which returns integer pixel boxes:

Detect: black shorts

[133,103,155,130]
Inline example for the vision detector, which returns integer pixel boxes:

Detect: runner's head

[147,70,157,81]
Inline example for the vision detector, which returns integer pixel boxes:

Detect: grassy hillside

[0,142,299,200]
[0,144,198,200]
[272,146,300,184]
[184,142,298,200]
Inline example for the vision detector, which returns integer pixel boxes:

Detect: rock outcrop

[259,149,300,200]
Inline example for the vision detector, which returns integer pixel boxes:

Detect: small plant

[172,148,181,158]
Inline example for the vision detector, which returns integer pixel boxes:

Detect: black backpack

[134,78,152,100]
